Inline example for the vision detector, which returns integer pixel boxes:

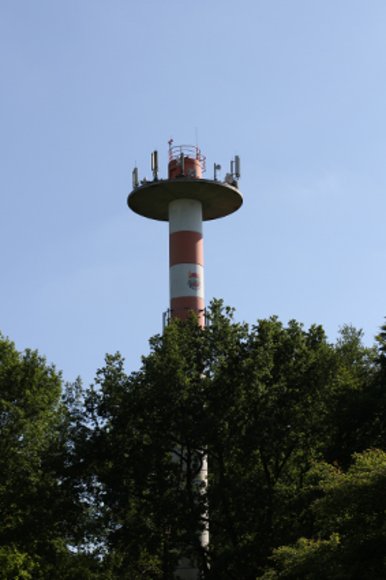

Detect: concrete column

[169,199,205,327]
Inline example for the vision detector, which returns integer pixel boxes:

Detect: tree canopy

[0,304,385,578]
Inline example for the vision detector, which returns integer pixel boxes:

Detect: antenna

[132,167,139,189]
[213,163,221,181]
[234,155,241,179]
[151,150,159,180]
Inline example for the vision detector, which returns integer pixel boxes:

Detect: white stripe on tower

[169,198,205,327]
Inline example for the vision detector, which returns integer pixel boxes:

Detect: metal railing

[168,144,206,173]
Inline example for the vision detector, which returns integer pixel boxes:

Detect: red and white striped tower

[128,141,242,577]
[169,197,205,326]
[129,142,242,324]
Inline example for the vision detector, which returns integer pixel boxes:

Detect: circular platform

[127,178,243,221]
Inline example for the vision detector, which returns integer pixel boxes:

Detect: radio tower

[128,141,242,578]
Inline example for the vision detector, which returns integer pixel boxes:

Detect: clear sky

[1,0,386,386]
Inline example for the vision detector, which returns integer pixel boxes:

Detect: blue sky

[1,0,386,385]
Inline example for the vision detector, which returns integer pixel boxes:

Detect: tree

[0,335,61,573]
[259,449,386,580]
[322,325,378,467]
[2,302,384,578]
[204,307,339,577]
[0,334,100,578]
[86,301,362,578]
[85,317,211,578]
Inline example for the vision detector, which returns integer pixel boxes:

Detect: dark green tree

[0,334,100,579]
[85,316,210,578]
[86,301,378,578]
[3,302,382,578]
[259,449,386,580]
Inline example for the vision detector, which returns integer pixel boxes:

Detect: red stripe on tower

[169,231,204,266]
[169,198,205,326]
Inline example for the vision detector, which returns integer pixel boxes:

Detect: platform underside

[128,178,243,221]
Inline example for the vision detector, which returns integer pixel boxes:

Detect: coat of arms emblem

[188,271,200,290]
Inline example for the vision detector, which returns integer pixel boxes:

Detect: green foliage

[0,545,38,579]
[1,303,385,578]
[0,335,61,550]
[260,449,386,579]
[260,535,345,580]
[0,334,101,578]
[86,301,382,578]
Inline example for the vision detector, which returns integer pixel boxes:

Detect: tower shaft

[169,198,205,326]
